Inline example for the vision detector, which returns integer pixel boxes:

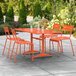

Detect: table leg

[23,33,40,55]
[31,33,40,52]
[33,34,52,58]
[42,34,44,54]
[31,33,33,51]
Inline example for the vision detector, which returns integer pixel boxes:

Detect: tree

[19,0,27,24]
[33,0,42,18]
[43,1,51,20]
[0,6,3,23]
[24,0,34,16]
[6,4,14,23]
[9,0,21,15]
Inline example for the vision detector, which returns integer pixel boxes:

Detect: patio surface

[0,32,76,76]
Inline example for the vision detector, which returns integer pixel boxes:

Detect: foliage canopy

[19,0,27,24]
[33,0,42,18]
[6,4,14,23]
[0,6,3,23]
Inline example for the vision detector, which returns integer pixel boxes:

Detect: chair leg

[59,41,62,52]
[10,42,15,59]
[23,44,25,56]
[2,39,7,55]
[14,44,18,63]
[61,40,63,53]
[70,39,75,56]
[29,44,31,59]
[7,40,11,58]
[52,41,54,50]
[45,39,46,53]
[49,40,51,54]
[58,42,60,56]
[32,44,34,61]
[39,40,41,50]
[19,44,21,54]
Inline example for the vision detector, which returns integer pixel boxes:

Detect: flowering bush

[29,15,42,28]
[59,7,70,20]
[29,16,49,28]
[10,21,21,28]
[39,18,48,28]
[47,6,76,31]
[57,7,76,27]
[47,15,60,30]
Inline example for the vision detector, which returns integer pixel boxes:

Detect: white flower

[51,20,54,22]
[55,19,59,21]
[64,20,67,23]
[47,23,49,24]
[69,19,71,21]
[48,25,51,28]
[66,18,68,20]
[58,13,61,17]
[52,23,54,26]
[53,15,56,18]
[64,20,66,22]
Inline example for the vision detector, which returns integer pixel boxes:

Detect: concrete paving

[0,32,76,76]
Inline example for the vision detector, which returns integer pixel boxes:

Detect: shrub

[0,23,12,35]
[29,15,42,27]
[33,15,42,22]
[33,0,42,18]
[60,7,70,20]
[73,28,76,33]
[20,24,30,28]
[0,6,3,24]
[73,32,76,38]
[59,6,76,26]
[10,21,22,28]
[39,18,49,28]
[19,0,27,24]
[29,16,49,28]
[47,15,60,30]
[6,4,14,23]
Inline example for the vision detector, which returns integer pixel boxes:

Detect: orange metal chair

[49,25,75,56]
[39,23,61,52]
[2,26,13,57]
[10,28,34,63]
[2,26,26,57]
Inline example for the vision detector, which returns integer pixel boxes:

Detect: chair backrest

[62,25,73,37]
[53,23,61,31]
[3,26,11,39]
[10,28,17,38]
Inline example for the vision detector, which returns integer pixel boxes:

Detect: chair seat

[50,36,70,42]
[40,34,57,38]
[8,37,31,44]
[15,40,32,44]
[7,37,24,41]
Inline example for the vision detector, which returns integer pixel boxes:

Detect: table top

[15,28,62,34]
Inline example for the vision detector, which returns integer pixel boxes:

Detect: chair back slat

[62,25,73,32]
[3,26,11,38]
[10,28,17,38]
[62,25,73,37]
[53,23,61,31]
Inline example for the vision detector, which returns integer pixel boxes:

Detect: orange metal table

[15,28,61,61]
